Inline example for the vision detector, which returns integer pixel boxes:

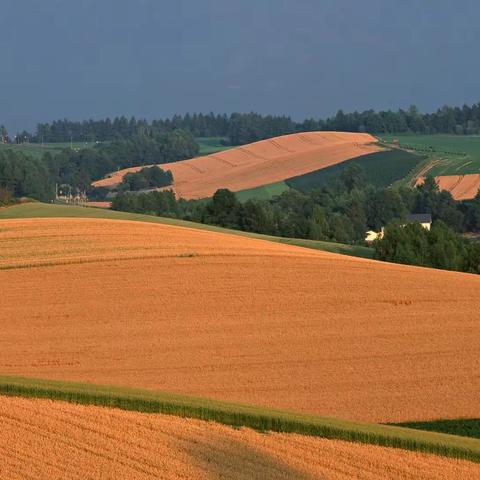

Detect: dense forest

[3,101,480,146]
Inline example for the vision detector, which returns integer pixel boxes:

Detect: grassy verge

[196,137,233,155]
[0,202,373,259]
[393,419,480,440]
[0,375,479,463]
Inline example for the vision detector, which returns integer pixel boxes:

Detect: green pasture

[235,181,290,202]
[286,149,425,191]
[380,134,480,176]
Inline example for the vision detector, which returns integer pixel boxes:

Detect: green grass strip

[0,375,479,463]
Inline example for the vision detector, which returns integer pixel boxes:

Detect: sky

[1,0,480,132]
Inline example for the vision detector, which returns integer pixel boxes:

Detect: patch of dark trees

[47,130,196,191]
[0,150,54,202]
[375,220,480,274]
[118,166,173,192]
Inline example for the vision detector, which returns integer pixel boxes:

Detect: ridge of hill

[93,131,382,199]
[0,202,373,259]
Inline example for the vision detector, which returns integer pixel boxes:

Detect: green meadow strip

[0,376,479,463]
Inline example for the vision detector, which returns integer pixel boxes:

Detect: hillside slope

[93,132,382,198]
[1,217,479,423]
[1,396,478,480]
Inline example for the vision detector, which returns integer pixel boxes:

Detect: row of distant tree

[3,101,480,146]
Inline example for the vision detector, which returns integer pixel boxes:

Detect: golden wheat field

[416,174,480,200]
[93,132,382,198]
[1,396,478,480]
[1,217,480,423]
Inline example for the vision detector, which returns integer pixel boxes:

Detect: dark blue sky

[1,0,479,132]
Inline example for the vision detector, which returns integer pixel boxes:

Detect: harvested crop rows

[415,174,480,200]
[1,396,479,480]
[93,132,382,199]
[1,218,480,423]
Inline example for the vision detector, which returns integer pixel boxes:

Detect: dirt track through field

[1,396,478,480]
[415,174,480,199]
[93,132,382,198]
[1,218,480,422]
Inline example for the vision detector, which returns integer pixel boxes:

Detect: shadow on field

[392,418,480,440]
[183,429,315,480]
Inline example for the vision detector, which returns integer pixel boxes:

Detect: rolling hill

[1,216,479,424]
[92,132,382,199]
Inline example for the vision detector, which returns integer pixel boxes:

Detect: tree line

[4,100,480,146]
[112,167,480,242]
[110,165,480,275]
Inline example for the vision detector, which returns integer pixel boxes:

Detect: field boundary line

[0,376,479,463]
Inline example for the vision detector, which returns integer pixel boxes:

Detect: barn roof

[406,213,432,224]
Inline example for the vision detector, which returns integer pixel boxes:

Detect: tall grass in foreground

[0,376,479,463]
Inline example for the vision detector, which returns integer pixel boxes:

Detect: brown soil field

[1,218,480,423]
[415,174,480,200]
[1,396,478,480]
[85,201,112,209]
[92,132,382,199]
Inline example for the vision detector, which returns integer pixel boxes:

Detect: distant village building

[365,214,432,243]
[404,213,432,231]
[365,228,384,243]
[55,184,87,205]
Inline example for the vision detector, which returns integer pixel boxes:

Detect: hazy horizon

[2,0,480,133]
